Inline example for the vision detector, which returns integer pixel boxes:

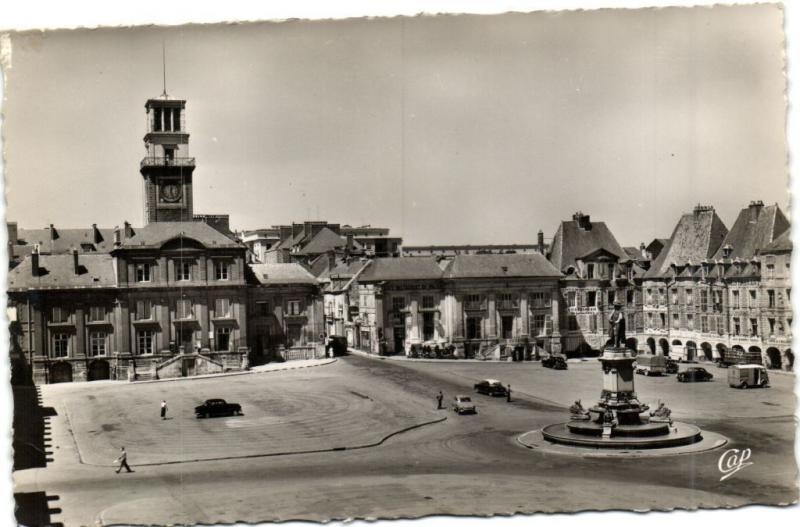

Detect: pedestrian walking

[115,447,133,473]
[507,384,512,403]
[436,390,444,410]
[160,400,167,420]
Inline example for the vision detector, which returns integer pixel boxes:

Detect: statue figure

[608,301,626,348]
[650,401,673,423]
[569,399,589,420]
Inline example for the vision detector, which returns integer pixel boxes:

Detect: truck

[634,354,667,376]
[728,364,770,389]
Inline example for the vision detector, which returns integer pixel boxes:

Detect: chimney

[278,225,292,243]
[327,250,337,272]
[31,245,40,277]
[92,223,103,244]
[49,223,58,240]
[113,226,121,247]
[572,212,592,230]
[345,233,354,255]
[72,248,79,275]
[749,200,764,222]
[7,222,18,246]
[123,221,133,239]
[537,230,545,254]
[291,223,303,240]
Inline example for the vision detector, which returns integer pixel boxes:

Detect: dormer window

[136,263,152,283]
[214,260,230,281]
[177,260,191,281]
[586,263,595,279]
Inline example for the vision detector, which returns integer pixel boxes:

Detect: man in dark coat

[608,301,626,348]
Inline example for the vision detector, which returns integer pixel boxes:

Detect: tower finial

[161,41,168,98]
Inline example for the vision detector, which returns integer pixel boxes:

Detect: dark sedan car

[473,379,508,396]
[542,355,568,370]
[195,398,243,418]
[677,367,713,383]
[665,358,679,374]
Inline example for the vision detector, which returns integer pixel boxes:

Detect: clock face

[161,183,182,202]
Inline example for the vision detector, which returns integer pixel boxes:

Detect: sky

[1,4,789,247]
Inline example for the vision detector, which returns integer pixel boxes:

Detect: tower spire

[161,41,167,98]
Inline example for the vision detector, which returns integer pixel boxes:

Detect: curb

[129,358,337,384]
[79,415,447,468]
[347,347,542,364]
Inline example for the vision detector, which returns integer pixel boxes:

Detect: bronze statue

[608,301,626,348]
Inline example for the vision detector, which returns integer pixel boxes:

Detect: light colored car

[452,395,477,415]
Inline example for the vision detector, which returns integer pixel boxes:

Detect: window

[531,292,550,308]
[568,315,578,331]
[287,300,303,316]
[672,313,679,330]
[732,290,740,309]
[135,263,152,283]
[713,290,723,312]
[626,289,634,305]
[768,318,776,336]
[687,314,694,330]
[89,332,107,356]
[749,290,757,308]
[286,324,301,346]
[52,333,69,358]
[567,291,577,308]
[501,315,513,339]
[768,290,775,308]
[137,330,154,355]
[173,108,181,131]
[177,299,193,319]
[700,290,708,311]
[177,260,191,281]
[733,317,741,336]
[766,263,775,278]
[607,263,615,279]
[686,289,693,305]
[89,306,105,322]
[787,288,791,302]
[586,264,595,279]
[659,313,666,328]
[671,288,678,305]
[256,301,270,316]
[51,307,69,323]
[647,312,654,329]
[423,313,436,340]
[658,288,666,305]
[466,317,482,339]
[587,291,597,307]
[392,297,406,312]
[750,318,758,337]
[153,107,162,131]
[214,260,230,280]
[607,290,615,306]
[422,295,435,309]
[135,300,152,320]
[215,298,232,318]
[215,327,232,351]
[533,314,546,335]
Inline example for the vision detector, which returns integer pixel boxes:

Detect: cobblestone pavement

[12,355,798,526]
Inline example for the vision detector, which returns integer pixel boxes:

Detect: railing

[140,157,196,168]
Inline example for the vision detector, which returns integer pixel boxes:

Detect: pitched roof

[623,246,642,260]
[248,263,318,286]
[7,253,116,291]
[443,253,561,279]
[547,218,627,272]
[357,257,444,282]
[118,222,243,249]
[711,203,789,260]
[16,226,118,254]
[294,227,347,256]
[760,229,792,254]
[644,207,728,279]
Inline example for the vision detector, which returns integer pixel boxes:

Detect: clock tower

[141,96,195,223]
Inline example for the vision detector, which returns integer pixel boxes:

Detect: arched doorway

[716,343,728,362]
[50,362,73,384]
[784,349,794,371]
[700,342,713,362]
[765,348,782,369]
[625,337,638,352]
[646,337,656,354]
[685,341,697,362]
[671,339,683,360]
[748,346,763,365]
[658,338,669,356]
[87,359,111,381]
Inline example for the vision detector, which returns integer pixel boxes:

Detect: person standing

[436,391,444,410]
[507,384,512,403]
[160,400,168,420]
[115,447,133,474]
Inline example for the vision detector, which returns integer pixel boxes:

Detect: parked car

[665,358,679,374]
[728,364,770,389]
[195,398,243,418]
[542,355,568,370]
[473,379,508,396]
[634,354,666,376]
[677,367,713,383]
[452,395,477,415]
